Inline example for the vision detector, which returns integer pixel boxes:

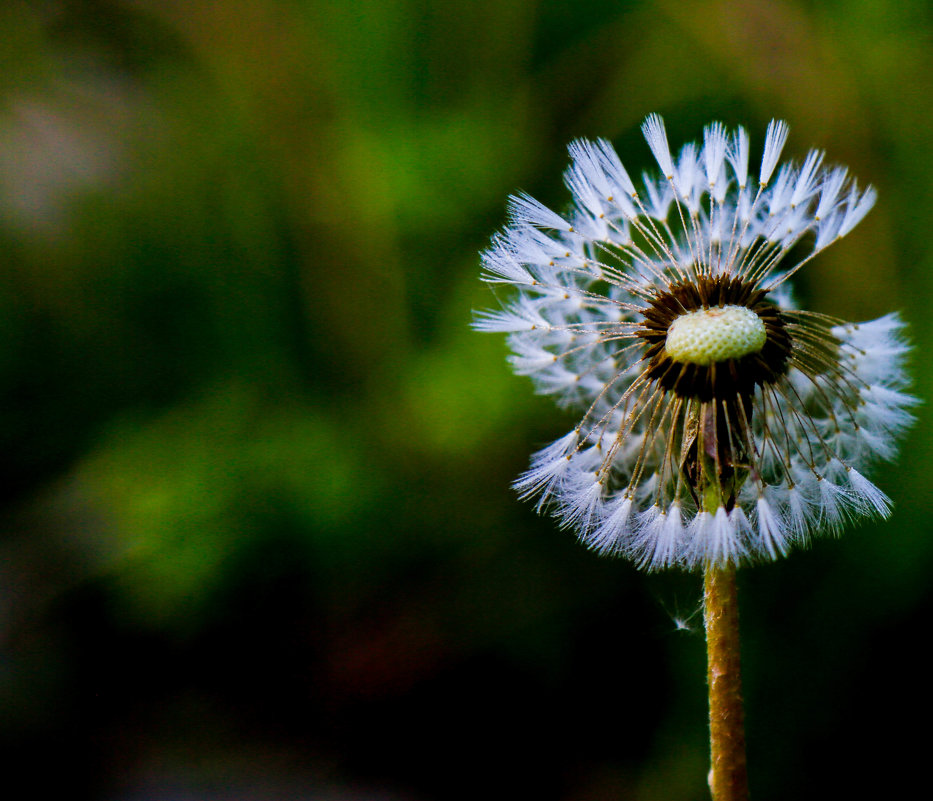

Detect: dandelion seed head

[476,115,915,570]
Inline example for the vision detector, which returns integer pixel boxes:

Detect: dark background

[1,1,931,799]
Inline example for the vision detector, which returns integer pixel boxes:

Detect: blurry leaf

[73,382,379,629]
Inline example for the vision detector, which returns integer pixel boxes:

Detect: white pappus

[475,115,916,570]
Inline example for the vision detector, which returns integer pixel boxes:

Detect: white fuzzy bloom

[728,126,750,190]
[760,119,790,186]
[703,122,729,191]
[642,113,674,179]
[475,115,915,570]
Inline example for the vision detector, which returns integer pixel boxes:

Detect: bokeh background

[2,1,931,799]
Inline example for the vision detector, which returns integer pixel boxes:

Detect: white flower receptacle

[665,305,767,366]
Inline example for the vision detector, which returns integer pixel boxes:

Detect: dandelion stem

[704,564,748,801]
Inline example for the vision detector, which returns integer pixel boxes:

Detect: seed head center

[665,304,766,366]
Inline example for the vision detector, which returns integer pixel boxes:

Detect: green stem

[704,564,749,801]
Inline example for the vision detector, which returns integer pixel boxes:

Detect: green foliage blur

[1,1,932,799]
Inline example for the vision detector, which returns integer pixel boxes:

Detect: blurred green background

[1,1,931,799]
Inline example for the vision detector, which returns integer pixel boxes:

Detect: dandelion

[475,115,913,569]
[475,115,915,799]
